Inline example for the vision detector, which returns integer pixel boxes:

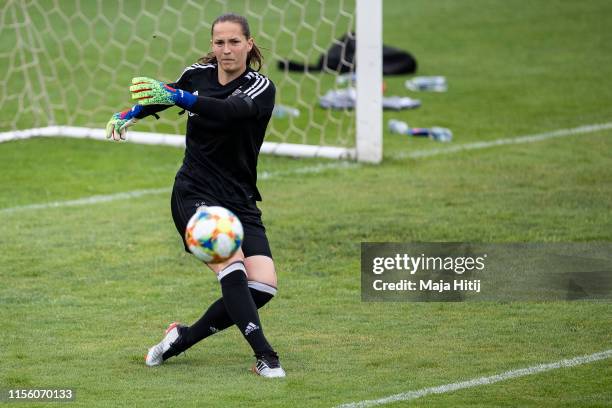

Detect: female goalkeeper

[105,13,285,378]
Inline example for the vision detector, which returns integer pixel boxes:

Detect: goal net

[0,0,381,162]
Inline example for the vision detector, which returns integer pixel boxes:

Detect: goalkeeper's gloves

[130,77,196,109]
[105,105,142,141]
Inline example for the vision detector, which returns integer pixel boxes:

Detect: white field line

[335,349,612,408]
[0,162,358,214]
[393,122,612,159]
[0,188,170,214]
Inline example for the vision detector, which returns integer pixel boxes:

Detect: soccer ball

[185,206,244,263]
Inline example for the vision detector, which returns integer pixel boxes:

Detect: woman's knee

[244,255,277,287]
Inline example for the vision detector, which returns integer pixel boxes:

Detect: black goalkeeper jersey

[138,63,275,202]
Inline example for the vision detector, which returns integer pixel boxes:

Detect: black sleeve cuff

[134,104,171,119]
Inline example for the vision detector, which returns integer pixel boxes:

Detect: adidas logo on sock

[244,322,260,336]
[209,326,220,334]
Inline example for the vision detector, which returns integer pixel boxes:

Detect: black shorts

[170,176,272,258]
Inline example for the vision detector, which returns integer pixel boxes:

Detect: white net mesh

[1,0,357,150]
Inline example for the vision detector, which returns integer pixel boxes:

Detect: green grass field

[1,1,611,407]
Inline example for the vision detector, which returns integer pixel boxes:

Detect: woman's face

[212,21,253,75]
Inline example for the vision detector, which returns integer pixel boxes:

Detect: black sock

[218,261,274,355]
[180,283,275,348]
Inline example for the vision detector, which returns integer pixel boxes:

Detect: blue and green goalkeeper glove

[105,105,142,141]
[129,77,196,109]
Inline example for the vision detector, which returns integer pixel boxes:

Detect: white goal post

[355,0,382,163]
[0,0,382,163]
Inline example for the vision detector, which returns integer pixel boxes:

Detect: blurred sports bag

[277,32,417,75]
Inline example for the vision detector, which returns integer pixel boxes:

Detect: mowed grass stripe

[2,120,608,214]
[0,162,359,214]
